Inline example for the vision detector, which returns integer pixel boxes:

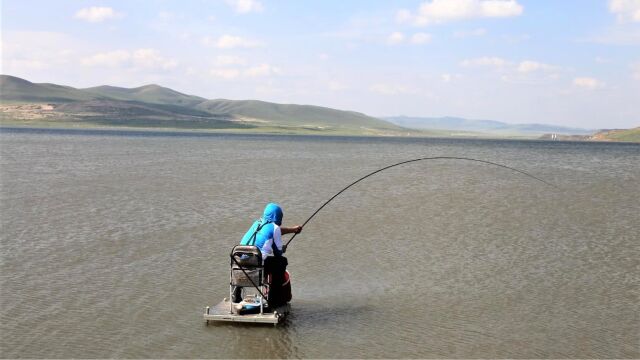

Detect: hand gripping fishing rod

[285,156,558,247]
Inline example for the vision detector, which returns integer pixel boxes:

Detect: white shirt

[260,224,282,260]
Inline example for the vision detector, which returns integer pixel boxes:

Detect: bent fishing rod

[285,156,558,247]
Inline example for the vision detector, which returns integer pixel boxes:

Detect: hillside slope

[591,128,640,142]
[0,75,102,103]
[0,75,402,133]
[83,84,206,107]
[197,99,399,130]
[385,115,594,135]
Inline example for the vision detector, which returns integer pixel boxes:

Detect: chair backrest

[231,245,263,268]
[230,245,263,287]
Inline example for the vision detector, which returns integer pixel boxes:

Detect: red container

[282,270,292,303]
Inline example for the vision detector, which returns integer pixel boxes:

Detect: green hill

[83,84,206,107]
[0,75,403,134]
[591,128,640,142]
[0,75,101,103]
[385,115,594,135]
[197,99,399,130]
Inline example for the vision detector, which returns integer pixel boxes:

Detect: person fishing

[207,157,556,324]
[235,203,302,305]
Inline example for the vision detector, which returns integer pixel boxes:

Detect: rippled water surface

[1,128,638,358]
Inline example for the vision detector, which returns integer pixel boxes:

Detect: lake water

[1,127,638,358]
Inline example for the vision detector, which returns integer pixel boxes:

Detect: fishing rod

[285,156,558,247]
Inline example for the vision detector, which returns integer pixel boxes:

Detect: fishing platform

[204,245,292,326]
[204,298,290,325]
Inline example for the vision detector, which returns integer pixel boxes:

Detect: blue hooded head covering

[262,203,283,226]
[240,203,284,249]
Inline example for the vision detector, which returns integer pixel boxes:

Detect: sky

[2,0,639,128]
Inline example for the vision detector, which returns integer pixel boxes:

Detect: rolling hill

[196,99,399,130]
[0,75,403,134]
[385,116,594,135]
[2,75,635,140]
[590,128,640,142]
[83,84,206,107]
[0,75,100,103]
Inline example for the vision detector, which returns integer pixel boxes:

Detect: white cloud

[441,73,462,82]
[411,32,432,44]
[586,28,640,45]
[255,84,285,96]
[369,83,415,95]
[74,7,122,23]
[204,35,263,49]
[454,28,487,38]
[460,57,560,85]
[210,68,241,79]
[6,58,49,70]
[517,60,555,73]
[480,0,523,17]
[328,80,348,91]
[501,33,531,43]
[460,56,509,67]
[81,50,130,67]
[632,61,640,80]
[214,55,247,66]
[397,0,523,26]
[157,11,175,20]
[386,32,431,45]
[209,63,280,79]
[81,49,177,70]
[396,9,413,23]
[609,0,640,22]
[226,0,263,14]
[460,57,558,75]
[244,64,280,77]
[132,49,178,70]
[573,77,602,90]
[185,67,199,76]
[387,32,405,45]
[3,31,79,74]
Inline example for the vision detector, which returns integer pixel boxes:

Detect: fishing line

[285,156,558,247]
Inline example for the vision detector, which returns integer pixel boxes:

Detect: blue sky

[2,0,639,128]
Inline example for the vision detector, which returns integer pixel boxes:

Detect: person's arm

[280,225,302,235]
[275,225,301,255]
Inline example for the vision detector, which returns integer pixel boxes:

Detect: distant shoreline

[0,121,416,137]
[2,124,639,144]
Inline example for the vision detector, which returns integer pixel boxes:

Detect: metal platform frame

[204,298,290,325]
[204,245,290,325]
